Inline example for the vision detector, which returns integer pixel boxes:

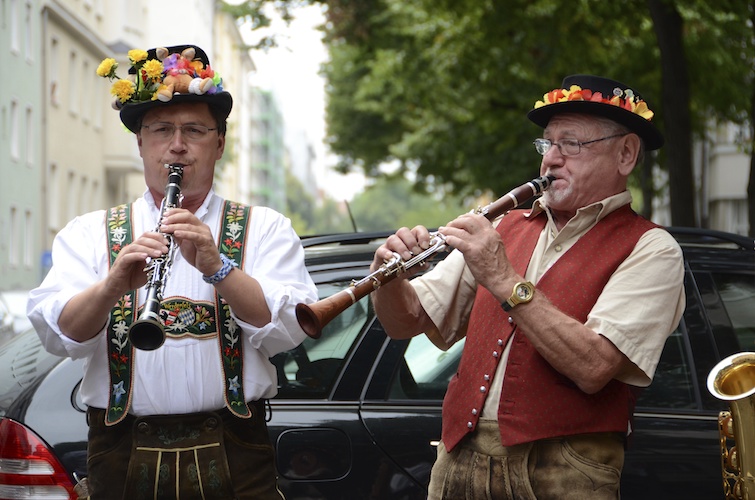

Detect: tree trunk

[749,2,755,237]
[647,0,697,227]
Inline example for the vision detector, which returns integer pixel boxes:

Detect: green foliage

[320,0,753,199]
[348,175,470,232]
[220,0,312,49]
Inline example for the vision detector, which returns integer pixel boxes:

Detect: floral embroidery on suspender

[105,204,136,425]
[217,201,252,417]
[103,200,253,422]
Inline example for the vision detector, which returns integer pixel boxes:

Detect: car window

[713,272,755,351]
[272,282,371,399]
[635,327,697,410]
[389,335,464,400]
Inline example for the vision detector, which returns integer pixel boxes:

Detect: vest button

[467,422,474,429]
[492,351,499,358]
[472,408,478,415]
[508,317,514,324]
[497,339,503,346]
[480,386,486,393]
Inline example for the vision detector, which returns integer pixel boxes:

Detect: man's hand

[372,225,434,275]
[159,208,223,277]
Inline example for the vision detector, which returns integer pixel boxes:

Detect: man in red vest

[370,74,685,499]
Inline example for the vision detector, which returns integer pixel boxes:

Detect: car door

[360,322,466,494]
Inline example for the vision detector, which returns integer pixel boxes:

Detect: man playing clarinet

[28,44,316,499]
[370,74,685,500]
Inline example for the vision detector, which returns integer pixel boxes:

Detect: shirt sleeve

[411,249,478,350]
[27,211,109,358]
[232,207,318,358]
[586,227,686,387]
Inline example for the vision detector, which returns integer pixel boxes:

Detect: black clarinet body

[128,164,184,351]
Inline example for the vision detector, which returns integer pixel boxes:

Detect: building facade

[0,0,290,292]
[1,0,42,288]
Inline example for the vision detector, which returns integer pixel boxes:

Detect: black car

[1,227,754,499]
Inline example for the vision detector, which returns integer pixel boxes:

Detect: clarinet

[295,174,556,339]
[128,164,184,350]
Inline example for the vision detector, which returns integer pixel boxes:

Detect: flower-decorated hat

[527,74,663,150]
[97,44,233,133]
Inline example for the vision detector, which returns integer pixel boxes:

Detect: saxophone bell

[707,352,755,499]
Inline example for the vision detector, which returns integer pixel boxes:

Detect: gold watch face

[511,282,535,306]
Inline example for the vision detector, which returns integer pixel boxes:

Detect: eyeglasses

[141,122,218,141]
[533,133,629,156]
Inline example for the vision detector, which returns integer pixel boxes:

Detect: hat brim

[527,100,664,151]
[119,91,233,133]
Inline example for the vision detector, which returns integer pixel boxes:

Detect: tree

[318,0,754,226]
[348,175,469,232]
[229,0,754,227]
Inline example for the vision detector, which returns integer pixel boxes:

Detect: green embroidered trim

[218,201,251,417]
[160,298,216,337]
[104,200,253,422]
[105,204,136,425]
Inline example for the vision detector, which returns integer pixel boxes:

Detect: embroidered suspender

[105,204,137,425]
[105,200,252,424]
[217,201,252,418]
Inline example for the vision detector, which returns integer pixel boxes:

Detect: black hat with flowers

[527,74,664,150]
[97,44,233,133]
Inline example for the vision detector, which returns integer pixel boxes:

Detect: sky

[240,4,367,202]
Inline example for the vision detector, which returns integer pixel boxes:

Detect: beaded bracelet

[202,254,238,284]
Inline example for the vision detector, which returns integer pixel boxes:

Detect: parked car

[0,289,33,344]
[1,227,754,499]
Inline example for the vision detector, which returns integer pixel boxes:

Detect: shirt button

[555,244,563,252]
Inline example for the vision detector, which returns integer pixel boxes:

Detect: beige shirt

[412,191,685,418]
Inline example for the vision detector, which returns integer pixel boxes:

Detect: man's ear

[618,133,641,176]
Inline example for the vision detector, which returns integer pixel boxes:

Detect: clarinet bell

[128,318,166,350]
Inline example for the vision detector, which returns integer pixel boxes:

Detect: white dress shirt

[28,190,318,416]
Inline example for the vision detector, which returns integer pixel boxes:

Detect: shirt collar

[143,188,217,221]
[530,190,633,232]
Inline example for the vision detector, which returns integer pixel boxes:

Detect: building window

[25,105,33,166]
[50,38,59,105]
[9,206,18,267]
[10,0,18,53]
[69,51,79,116]
[10,99,19,160]
[79,176,88,215]
[81,59,90,123]
[24,1,32,62]
[48,162,58,230]
[24,209,32,268]
[67,170,77,221]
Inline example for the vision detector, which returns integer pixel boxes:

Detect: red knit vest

[441,205,659,451]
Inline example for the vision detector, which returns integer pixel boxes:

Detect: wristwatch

[501,281,535,311]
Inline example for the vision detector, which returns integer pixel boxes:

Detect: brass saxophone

[707,352,755,499]
[127,164,184,351]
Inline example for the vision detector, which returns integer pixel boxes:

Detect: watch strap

[202,254,238,284]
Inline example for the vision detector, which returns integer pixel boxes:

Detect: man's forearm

[371,279,432,339]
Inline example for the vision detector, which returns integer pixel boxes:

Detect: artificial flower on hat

[96,44,233,133]
[527,74,664,150]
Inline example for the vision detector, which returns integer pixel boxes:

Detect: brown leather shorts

[84,401,284,500]
[428,421,624,500]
